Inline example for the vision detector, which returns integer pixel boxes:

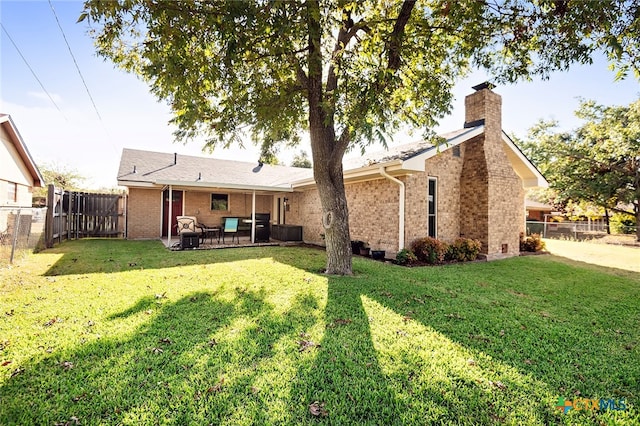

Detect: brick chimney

[459,83,523,260]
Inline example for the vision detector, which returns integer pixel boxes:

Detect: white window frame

[427,177,437,238]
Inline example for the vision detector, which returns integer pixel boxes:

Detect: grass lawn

[1,240,638,425]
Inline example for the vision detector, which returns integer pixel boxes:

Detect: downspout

[379,167,405,251]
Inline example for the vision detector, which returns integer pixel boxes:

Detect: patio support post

[168,185,173,247]
[379,167,405,251]
[251,190,256,243]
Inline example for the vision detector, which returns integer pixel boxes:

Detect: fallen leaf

[251,386,260,394]
[10,367,24,377]
[499,329,505,336]
[144,309,153,315]
[155,292,167,299]
[150,347,163,354]
[5,310,14,316]
[60,361,74,370]
[129,262,137,266]
[159,338,173,345]
[207,377,225,393]
[44,317,60,327]
[467,359,477,366]
[524,359,532,365]
[489,380,506,390]
[208,339,218,347]
[396,330,408,337]
[1,360,12,366]
[190,296,198,302]
[298,340,318,352]
[333,318,352,326]
[309,401,328,417]
[72,393,87,402]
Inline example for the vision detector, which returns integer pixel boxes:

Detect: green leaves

[519,98,640,239]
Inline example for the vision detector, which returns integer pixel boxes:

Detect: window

[7,182,17,203]
[452,145,461,158]
[210,193,229,211]
[427,178,437,238]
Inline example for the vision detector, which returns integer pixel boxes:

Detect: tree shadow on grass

[0,287,322,425]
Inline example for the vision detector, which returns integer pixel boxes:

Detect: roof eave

[154,180,294,193]
[1,115,45,187]
[502,132,549,188]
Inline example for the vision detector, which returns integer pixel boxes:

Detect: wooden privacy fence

[45,185,125,248]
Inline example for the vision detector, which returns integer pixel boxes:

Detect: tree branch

[387,0,417,70]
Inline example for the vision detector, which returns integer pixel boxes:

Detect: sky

[1,0,639,189]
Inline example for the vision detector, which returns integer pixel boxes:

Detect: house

[117,84,547,259]
[525,199,555,221]
[1,114,44,207]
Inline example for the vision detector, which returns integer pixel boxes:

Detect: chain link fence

[0,207,46,265]
[526,220,637,240]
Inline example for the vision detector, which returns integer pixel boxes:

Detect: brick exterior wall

[126,188,273,239]
[127,188,162,239]
[462,88,524,259]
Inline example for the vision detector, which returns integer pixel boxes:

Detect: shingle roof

[118,148,313,190]
[343,127,478,170]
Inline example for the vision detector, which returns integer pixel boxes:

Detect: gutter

[379,166,405,251]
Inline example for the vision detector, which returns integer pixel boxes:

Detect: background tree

[33,163,86,199]
[519,99,640,241]
[291,150,312,169]
[81,0,640,273]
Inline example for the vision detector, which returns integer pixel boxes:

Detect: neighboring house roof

[118,148,313,192]
[0,114,44,187]
[525,199,554,211]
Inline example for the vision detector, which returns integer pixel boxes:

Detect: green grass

[1,240,638,425]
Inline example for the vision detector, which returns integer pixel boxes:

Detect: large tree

[519,99,640,241]
[81,0,640,274]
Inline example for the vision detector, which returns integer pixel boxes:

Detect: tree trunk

[305,0,352,275]
[604,208,610,235]
[308,117,353,275]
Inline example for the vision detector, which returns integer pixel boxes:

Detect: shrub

[410,237,448,264]
[395,248,418,265]
[610,213,636,235]
[447,238,482,261]
[519,233,546,252]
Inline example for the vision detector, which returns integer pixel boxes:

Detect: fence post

[9,209,21,264]
[45,184,54,248]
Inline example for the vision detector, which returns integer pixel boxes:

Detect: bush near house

[520,233,546,252]
[408,237,482,265]
[446,238,482,262]
[395,248,418,265]
[410,237,448,264]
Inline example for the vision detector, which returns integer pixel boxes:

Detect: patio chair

[222,217,239,244]
[176,216,205,238]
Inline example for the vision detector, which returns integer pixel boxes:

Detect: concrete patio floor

[162,235,291,251]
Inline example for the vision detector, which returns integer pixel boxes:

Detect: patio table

[202,227,221,244]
